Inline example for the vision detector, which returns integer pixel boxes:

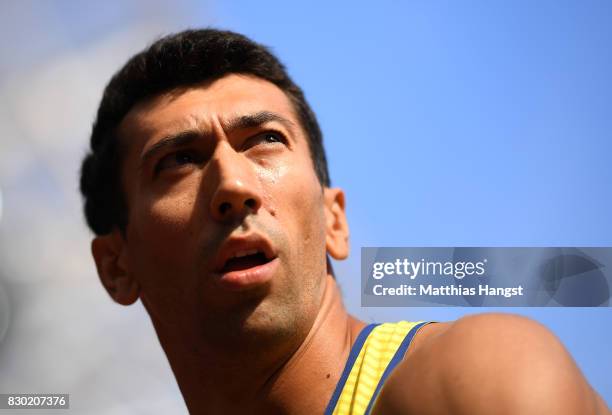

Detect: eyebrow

[139,111,296,169]
[224,111,296,135]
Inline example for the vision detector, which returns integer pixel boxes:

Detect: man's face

[114,74,339,347]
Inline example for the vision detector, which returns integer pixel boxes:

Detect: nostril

[245,198,256,209]
[219,202,231,215]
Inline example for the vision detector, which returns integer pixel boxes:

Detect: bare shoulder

[373,313,610,415]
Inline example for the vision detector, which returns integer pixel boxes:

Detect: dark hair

[80,28,329,235]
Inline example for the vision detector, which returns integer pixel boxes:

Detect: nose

[208,142,262,222]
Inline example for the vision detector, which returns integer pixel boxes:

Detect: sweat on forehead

[118,75,298,139]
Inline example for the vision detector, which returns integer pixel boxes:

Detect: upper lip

[213,233,277,272]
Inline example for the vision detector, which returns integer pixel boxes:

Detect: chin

[197,295,301,349]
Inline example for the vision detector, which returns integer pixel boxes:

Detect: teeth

[232,249,259,259]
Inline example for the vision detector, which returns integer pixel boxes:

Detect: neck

[155,274,365,414]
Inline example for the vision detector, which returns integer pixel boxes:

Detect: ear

[323,187,350,260]
[91,230,139,306]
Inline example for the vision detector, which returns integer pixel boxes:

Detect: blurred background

[0,0,610,413]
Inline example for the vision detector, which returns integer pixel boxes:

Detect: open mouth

[222,250,273,273]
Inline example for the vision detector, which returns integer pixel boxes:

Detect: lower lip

[214,257,279,291]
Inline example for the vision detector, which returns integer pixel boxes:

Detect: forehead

[119,74,299,139]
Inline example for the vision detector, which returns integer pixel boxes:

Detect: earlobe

[91,230,139,306]
[323,187,350,260]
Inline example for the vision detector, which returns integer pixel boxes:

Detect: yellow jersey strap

[324,321,430,415]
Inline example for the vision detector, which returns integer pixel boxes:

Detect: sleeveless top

[324,321,430,415]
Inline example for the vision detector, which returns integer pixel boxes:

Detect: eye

[261,132,284,143]
[244,131,287,149]
[154,149,202,174]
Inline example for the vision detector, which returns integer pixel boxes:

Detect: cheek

[127,180,201,272]
[266,158,327,258]
[133,176,201,234]
[125,186,203,321]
